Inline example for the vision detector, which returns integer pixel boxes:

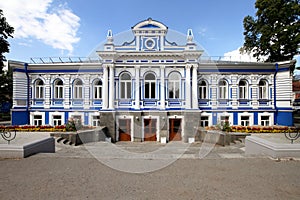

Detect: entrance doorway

[118,119,131,141]
[169,118,182,141]
[143,118,157,141]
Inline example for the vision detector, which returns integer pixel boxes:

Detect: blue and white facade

[9,18,295,142]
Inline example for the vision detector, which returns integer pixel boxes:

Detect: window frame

[144,72,156,99]
[198,80,208,99]
[35,79,44,99]
[54,79,64,99]
[73,79,83,99]
[119,72,132,99]
[93,79,102,99]
[259,80,268,99]
[218,79,228,99]
[168,72,181,99]
[238,80,248,99]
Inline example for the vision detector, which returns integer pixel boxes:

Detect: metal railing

[1,128,16,144]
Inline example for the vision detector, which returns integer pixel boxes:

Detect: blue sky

[1,0,299,67]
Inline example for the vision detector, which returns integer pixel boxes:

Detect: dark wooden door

[169,119,182,141]
[118,119,131,141]
[144,118,157,141]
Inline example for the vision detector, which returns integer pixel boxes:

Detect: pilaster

[135,65,140,109]
[108,64,115,109]
[185,64,192,109]
[102,65,109,109]
[192,64,198,109]
[160,65,166,109]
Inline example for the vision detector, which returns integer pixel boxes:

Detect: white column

[185,64,192,109]
[192,65,198,109]
[160,65,165,109]
[64,75,70,109]
[44,74,51,109]
[135,66,140,109]
[108,65,114,109]
[102,65,108,109]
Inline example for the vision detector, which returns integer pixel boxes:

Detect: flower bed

[0,125,67,132]
[230,125,297,133]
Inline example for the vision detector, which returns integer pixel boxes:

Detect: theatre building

[9,18,295,142]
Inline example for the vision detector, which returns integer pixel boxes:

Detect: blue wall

[277,112,293,126]
[12,111,29,125]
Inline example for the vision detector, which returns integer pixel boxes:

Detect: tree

[242,0,300,70]
[0,9,14,108]
[0,9,14,73]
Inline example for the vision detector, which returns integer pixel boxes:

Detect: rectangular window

[120,82,131,99]
[241,116,250,126]
[239,87,246,99]
[94,86,102,99]
[36,86,44,99]
[92,116,100,126]
[199,86,207,99]
[145,82,156,99]
[261,116,270,126]
[53,115,62,126]
[219,87,227,99]
[55,86,63,99]
[259,86,267,99]
[200,116,209,127]
[33,115,42,126]
[74,87,83,99]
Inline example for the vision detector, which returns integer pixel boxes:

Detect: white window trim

[259,80,268,99]
[258,112,274,126]
[30,112,45,126]
[89,112,100,127]
[54,80,64,99]
[49,112,65,126]
[73,80,83,99]
[238,80,248,99]
[93,80,102,99]
[218,80,228,99]
[144,73,156,99]
[142,116,160,142]
[200,112,212,127]
[119,73,132,99]
[238,112,253,126]
[35,80,44,99]
[199,81,208,99]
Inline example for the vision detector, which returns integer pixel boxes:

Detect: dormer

[132,18,168,51]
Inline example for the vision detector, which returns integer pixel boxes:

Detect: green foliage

[0,9,14,106]
[242,0,300,70]
[65,118,83,131]
[0,66,13,103]
[0,9,14,73]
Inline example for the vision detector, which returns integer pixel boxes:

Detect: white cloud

[223,48,263,62]
[0,0,80,53]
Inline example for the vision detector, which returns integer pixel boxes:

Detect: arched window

[259,80,267,99]
[168,72,181,99]
[73,79,83,99]
[145,72,156,99]
[93,80,102,99]
[218,79,227,99]
[239,80,248,99]
[54,79,63,99]
[120,73,131,99]
[35,79,44,99]
[198,80,208,99]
